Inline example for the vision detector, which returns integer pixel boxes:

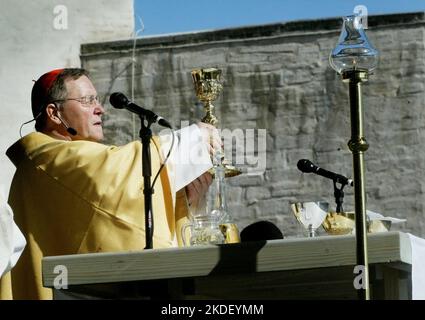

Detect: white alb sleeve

[0,189,26,277]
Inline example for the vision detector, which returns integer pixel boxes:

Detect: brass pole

[343,69,370,300]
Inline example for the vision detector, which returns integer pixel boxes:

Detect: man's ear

[45,103,61,125]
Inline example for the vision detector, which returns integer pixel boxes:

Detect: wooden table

[42,231,412,299]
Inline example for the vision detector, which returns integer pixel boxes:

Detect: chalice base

[219,223,241,244]
[208,163,242,178]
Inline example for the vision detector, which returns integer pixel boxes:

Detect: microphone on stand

[109,92,172,129]
[297,159,353,186]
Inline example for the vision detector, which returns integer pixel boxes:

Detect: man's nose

[94,103,105,115]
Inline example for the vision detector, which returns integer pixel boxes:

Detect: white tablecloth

[408,233,425,300]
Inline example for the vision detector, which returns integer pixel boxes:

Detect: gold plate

[322,211,391,235]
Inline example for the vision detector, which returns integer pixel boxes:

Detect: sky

[134,0,425,36]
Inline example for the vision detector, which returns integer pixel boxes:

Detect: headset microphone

[56,113,77,136]
[65,126,77,136]
[53,104,77,136]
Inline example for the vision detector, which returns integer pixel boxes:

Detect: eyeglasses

[53,95,101,107]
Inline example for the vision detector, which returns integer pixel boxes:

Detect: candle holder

[329,14,379,300]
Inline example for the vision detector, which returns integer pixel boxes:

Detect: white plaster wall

[0,0,134,195]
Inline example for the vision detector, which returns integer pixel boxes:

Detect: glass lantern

[329,15,379,74]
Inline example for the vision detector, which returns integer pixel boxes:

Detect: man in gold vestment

[0,68,218,299]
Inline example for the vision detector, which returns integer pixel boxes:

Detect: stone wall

[81,12,425,238]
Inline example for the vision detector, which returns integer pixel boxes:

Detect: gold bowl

[322,212,391,235]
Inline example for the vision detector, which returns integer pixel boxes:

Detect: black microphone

[297,159,353,186]
[56,114,77,136]
[240,221,284,242]
[109,92,172,129]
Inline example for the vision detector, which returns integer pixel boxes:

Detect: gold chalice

[191,67,241,178]
[191,67,222,126]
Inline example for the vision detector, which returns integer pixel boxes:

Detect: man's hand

[197,122,222,156]
[185,172,213,208]
[186,123,219,207]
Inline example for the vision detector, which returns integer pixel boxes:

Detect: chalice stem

[308,224,315,237]
[201,101,218,126]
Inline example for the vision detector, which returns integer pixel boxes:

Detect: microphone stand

[333,180,347,213]
[139,114,154,250]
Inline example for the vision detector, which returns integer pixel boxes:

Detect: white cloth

[407,233,425,300]
[0,187,26,277]
[159,124,212,193]
[366,210,406,223]
[290,202,329,229]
